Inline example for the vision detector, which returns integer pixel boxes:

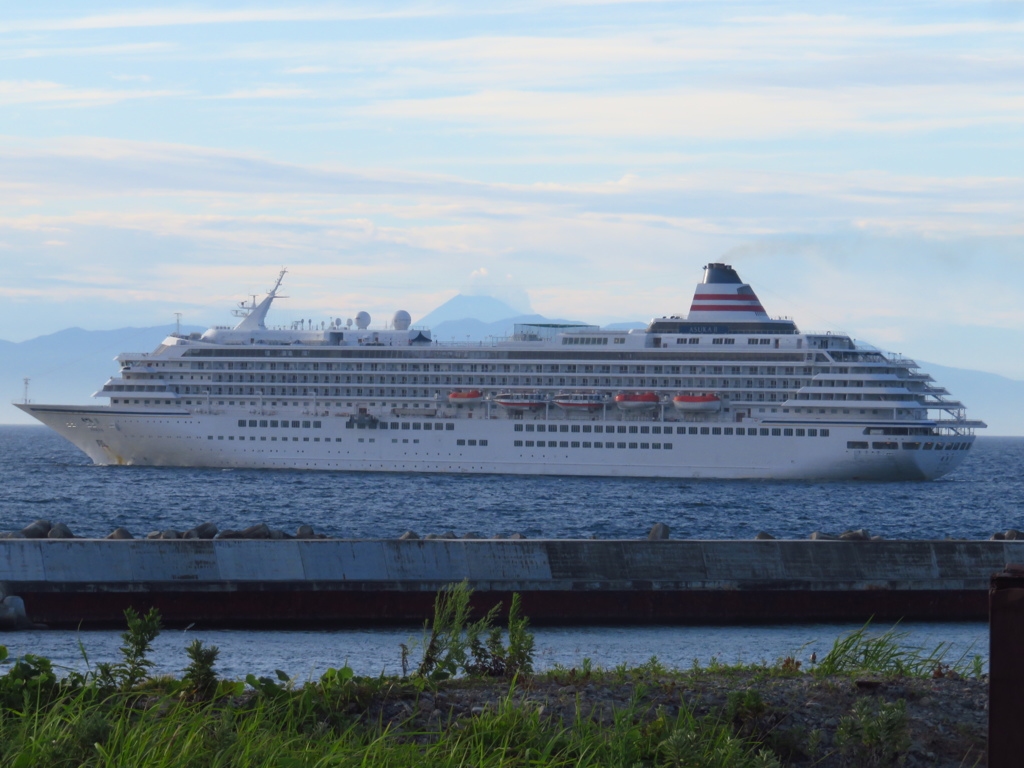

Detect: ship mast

[232,269,288,332]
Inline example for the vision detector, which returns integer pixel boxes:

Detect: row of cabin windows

[189,361,817,375]
[186,360,831,376]
[346,421,456,431]
[846,441,972,451]
[235,418,462,433]
[455,439,489,446]
[670,338,773,346]
[514,423,829,437]
[209,435,335,442]
[513,440,674,449]
[238,419,322,428]
[167,372,856,395]
[515,423,671,434]
[726,427,829,437]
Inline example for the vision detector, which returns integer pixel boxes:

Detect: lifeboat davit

[448,390,483,405]
[553,392,607,410]
[495,391,546,410]
[673,394,722,412]
[614,392,660,410]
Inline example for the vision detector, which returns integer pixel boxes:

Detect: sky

[1,1,1023,380]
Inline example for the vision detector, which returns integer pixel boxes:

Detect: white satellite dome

[355,311,371,329]
[393,310,411,331]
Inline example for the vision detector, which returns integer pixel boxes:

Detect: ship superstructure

[17,264,984,480]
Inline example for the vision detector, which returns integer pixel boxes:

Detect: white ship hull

[18,403,973,481]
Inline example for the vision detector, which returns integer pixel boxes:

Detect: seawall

[1,539,1017,628]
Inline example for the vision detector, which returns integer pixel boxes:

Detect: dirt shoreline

[355,672,987,767]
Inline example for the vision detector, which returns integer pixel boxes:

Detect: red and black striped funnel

[688,263,768,321]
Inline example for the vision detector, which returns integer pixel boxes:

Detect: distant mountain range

[3,325,205,417]
[2,296,1020,435]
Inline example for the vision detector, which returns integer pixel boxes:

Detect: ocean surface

[2,425,1019,678]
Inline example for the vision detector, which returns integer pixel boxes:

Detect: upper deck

[94,263,983,436]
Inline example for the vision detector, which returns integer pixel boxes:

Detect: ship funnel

[688,263,768,321]
[702,263,743,284]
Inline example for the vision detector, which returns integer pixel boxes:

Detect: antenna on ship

[22,377,30,404]
[272,267,287,293]
[174,312,182,335]
[231,296,259,319]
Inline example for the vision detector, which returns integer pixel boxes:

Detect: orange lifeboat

[448,390,483,405]
[672,394,722,412]
[614,392,660,410]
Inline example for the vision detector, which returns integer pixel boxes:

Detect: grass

[812,621,984,679]
[0,596,986,768]
[0,684,789,768]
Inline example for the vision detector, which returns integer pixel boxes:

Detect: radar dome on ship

[355,311,371,329]
[393,310,411,331]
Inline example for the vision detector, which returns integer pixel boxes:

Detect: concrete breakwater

[1,536,1019,629]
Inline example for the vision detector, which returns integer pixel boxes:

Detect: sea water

[1,426,1018,677]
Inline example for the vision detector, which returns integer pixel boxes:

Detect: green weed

[815,621,980,678]
[181,639,219,701]
[414,581,536,683]
[92,606,163,691]
[835,698,911,767]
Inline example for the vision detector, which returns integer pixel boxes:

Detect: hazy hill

[1,315,1019,435]
[923,362,1022,436]
[3,325,203,421]
[416,294,527,327]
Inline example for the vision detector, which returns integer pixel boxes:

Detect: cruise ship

[17,264,984,480]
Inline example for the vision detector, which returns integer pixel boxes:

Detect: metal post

[989,563,1024,766]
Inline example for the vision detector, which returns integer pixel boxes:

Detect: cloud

[0,136,488,198]
[2,138,1023,238]
[202,13,1024,97]
[0,43,175,61]
[359,85,1024,139]
[215,87,316,100]
[0,6,447,33]
[0,80,183,107]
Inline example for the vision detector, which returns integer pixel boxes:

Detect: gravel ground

[353,671,988,767]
